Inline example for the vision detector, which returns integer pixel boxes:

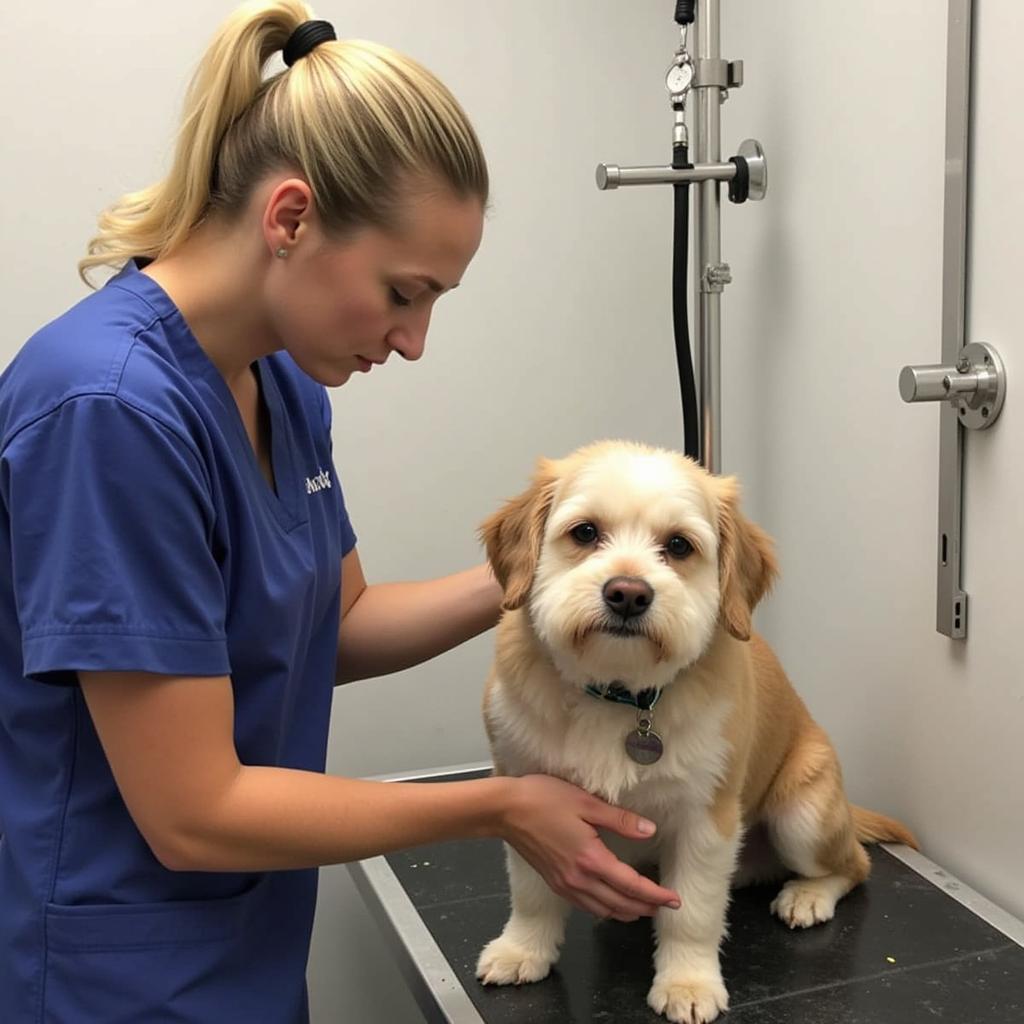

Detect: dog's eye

[665,535,693,560]
[570,522,599,545]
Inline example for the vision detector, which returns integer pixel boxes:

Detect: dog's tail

[851,805,919,850]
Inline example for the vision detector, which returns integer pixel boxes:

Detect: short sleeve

[317,386,357,558]
[1,396,230,684]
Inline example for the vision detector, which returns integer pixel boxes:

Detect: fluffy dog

[475,440,917,1024]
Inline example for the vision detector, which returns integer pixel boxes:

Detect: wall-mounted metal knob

[736,139,766,201]
[899,342,1006,430]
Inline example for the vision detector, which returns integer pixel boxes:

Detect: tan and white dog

[475,440,917,1024]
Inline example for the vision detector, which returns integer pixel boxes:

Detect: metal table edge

[362,759,494,784]
[346,762,491,1024]
[348,853,485,1024]
[881,841,1024,947]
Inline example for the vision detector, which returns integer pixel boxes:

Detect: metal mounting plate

[957,342,1006,429]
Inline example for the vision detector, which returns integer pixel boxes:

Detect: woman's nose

[387,310,431,361]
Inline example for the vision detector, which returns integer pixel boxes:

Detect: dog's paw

[647,969,729,1024]
[476,935,555,986]
[770,878,838,929]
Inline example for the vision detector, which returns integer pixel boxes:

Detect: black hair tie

[283,20,337,67]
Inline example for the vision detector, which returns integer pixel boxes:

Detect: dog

[474,440,917,1024]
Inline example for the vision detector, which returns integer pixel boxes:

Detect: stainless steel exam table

[348,763,1024,1024]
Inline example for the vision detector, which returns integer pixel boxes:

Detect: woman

[0,3,681,1019]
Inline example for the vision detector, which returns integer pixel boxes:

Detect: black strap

[728,155,750,204]
[672,142,701,462]
[283,20,337,67]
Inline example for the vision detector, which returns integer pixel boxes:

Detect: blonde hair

[79,0,488,286]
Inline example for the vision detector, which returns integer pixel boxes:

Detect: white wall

[719,0,1024,924]
[4,3,1021,1023]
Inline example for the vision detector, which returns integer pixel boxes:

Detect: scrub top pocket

[41,876,306,1023]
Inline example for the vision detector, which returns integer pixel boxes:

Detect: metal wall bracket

[594,140,766,196]
[900,342,1006,429]
[898,0,1007,641]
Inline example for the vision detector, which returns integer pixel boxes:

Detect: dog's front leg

[647,803,741,1024]
[476,844,570,986]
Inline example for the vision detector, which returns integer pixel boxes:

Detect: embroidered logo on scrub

[305,468,332,494]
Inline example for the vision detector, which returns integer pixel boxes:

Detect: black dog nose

[602,576,654,619]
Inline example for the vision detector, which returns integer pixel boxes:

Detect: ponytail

[80,0,488,286]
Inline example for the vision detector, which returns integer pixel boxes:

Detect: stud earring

[275,247,288,259]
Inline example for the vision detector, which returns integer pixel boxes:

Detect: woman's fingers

[581,877,658,921]
[598,853,681,910]
[555,842,680,920]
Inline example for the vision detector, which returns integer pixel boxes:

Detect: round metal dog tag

[625,728,663,765]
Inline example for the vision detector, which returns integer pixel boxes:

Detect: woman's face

[263,182,484,386]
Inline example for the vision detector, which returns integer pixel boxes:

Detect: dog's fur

[475,441,917,1024]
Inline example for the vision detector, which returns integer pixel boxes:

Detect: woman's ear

[262,177,314,256]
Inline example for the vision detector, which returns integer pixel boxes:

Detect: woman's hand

[499,774,682,921]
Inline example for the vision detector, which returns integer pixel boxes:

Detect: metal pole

[693,0,724,472]
[936,0,972,638]
[596,4,767,471]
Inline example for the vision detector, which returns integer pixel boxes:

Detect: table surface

[349,763,1024,1024]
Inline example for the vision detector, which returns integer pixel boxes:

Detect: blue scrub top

[0,263,357,1022]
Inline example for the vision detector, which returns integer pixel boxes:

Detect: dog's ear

[716,478,779,641]
[479,459,559,611]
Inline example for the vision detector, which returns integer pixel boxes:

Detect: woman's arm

[78,670,682,921]
[336,547,503,683]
